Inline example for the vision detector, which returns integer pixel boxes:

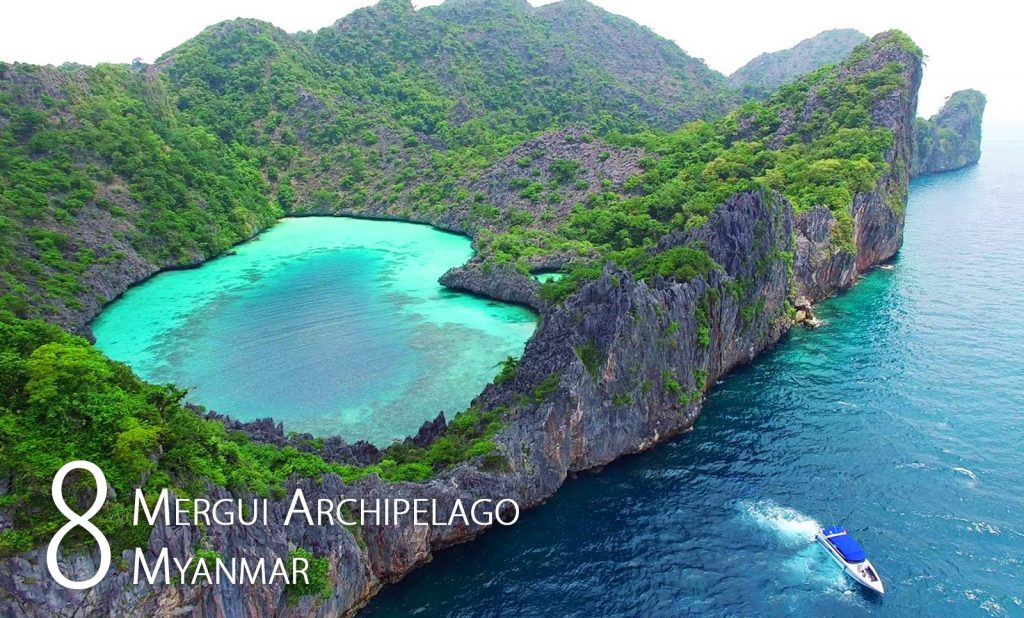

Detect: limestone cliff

[792,32,922,299]
[911,89,986,176]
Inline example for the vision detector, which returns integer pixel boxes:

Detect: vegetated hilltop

[0,63,281,330]
[0,0,738,333]
[729,28,868,97]
[912,89,986,175]
[1,28,928,616]
[159,0,734,220]
[449,31,923,306]
[726,28,985,177]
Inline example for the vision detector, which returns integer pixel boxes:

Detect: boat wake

[737,500,855,594]
[738,499,820,546]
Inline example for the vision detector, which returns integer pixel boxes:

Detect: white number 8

[46,461,111,590]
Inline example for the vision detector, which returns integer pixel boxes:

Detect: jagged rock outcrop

[203,410,386,467]
[439,264,547,312]
[403,412,447,449]
[911,89,986,176]
[793,32,921,299]
[729,29,867,97]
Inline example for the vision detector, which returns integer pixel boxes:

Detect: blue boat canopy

[823,527,866,563]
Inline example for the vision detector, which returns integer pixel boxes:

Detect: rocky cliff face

[793,32,922,299]
[0,33,926,618]
[911,89,986,176]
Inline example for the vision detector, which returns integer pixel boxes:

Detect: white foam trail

[739,500,860,599]
[954,466,978,481]
[738,499,821,547]
[783,544,848,586]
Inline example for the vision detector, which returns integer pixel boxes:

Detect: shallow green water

[92,217,536,444]
[532,272,563,283]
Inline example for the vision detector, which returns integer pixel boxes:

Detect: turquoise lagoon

[92,217,536,445]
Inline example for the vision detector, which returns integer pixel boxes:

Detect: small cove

[91,217,537,445]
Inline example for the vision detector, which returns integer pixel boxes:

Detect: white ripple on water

[737,500,858,596]
[782,544,855,593]
[894,461,931,470]
[969,522,1002,536]
[737,499,820,546]
[954,466,979,483]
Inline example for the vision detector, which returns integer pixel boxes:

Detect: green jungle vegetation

[531,34,918,302]
[0,64,279,318]
[913,88,986,173]
[0,0,921,565]
[2,0,731,319]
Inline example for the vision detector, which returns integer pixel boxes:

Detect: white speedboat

[815,526,885,594]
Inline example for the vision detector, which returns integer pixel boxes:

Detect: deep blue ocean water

[363,140,1024,616]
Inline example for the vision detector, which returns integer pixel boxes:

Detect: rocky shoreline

[0,32,971,618]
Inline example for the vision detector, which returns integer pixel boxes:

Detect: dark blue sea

[363,139,1024,616]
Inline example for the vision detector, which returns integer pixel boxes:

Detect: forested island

[0,1,985,615]
[912,89,987,175]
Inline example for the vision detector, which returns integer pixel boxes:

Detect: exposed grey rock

[404,412,447,449]
[439,263,547,313]
[794,206,858,299]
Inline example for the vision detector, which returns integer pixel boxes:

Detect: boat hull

[815,532,885,594]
